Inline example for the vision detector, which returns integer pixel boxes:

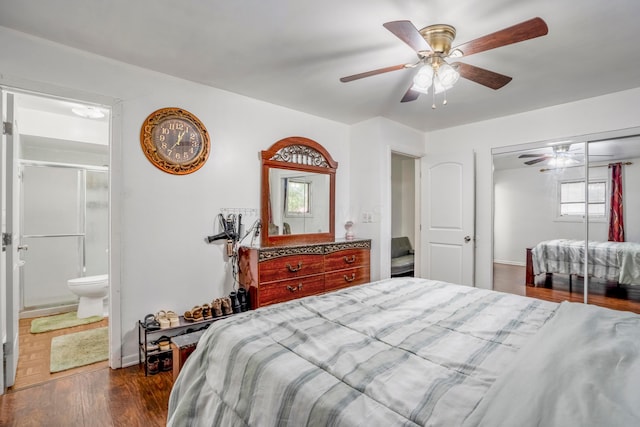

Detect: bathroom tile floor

[10,315,109,391]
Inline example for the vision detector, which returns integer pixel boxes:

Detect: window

[559,180,606,217]
[285,179,312,216]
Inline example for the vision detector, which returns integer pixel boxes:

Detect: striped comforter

[531,239,640,285]
[168,278,557,426]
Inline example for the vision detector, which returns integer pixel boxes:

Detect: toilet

[67,274,109,319]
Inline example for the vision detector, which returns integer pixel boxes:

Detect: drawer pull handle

[286,261,303,272]
[287,284,303,292]
[343,255,356,264]
[344,273,356,282]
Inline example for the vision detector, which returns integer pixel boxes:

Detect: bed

[527,239,640,286]
[167,277,640,426]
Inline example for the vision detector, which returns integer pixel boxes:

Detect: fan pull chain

[431,72,437,109]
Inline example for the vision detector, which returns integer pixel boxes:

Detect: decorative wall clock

[140,107,210,175]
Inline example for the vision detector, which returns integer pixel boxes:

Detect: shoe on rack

[161,354,173,372]
[191,306,204,322]
[143,313,161,330]
[229,292,241,314]
[221,297,233,315]
[237,288,248,312]
[147,355,160,375]
[156,310,170,329]
[202,303,212,320]
[157,336,171,351]
[212,298,223,317]
[166,311,180,327]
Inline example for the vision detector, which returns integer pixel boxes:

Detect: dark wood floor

[1,365,173,426]
[494,263,640,314]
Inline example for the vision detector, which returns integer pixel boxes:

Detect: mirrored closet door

[492,131,640,312]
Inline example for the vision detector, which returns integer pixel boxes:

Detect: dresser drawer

[259,254,324,283]
[324,249,370,272]
[258,275,325,306]
[325,267,369,292]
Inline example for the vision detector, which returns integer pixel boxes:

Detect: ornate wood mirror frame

[261,136,338,246]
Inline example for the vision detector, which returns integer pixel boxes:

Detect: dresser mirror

[261,136,337,246]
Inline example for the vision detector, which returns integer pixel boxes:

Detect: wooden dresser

[238,239,371,309]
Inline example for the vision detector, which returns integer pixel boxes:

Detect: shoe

[202,303,212,320]
[229,292,241,314]
[156,310,170,329]
[237,288,248,312]
[212,298,223,317]
[157,336,171,351]
[191,306,204,322]
[221,297,233,315]
[184,309,195,322]
[143,313,161,330]
[147,355,160,375]
[161,354,173,372]
[166,310,180,327]
[146,341,159,352]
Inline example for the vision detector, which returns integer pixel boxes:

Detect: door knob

[464,236,471,243]
[18,245,28,251]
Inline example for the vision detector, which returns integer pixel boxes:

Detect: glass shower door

[21,165,85,309]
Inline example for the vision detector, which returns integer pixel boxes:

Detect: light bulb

[438,63,460,88]
[412,65,433,92]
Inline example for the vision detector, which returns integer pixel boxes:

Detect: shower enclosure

[20,161,108,311]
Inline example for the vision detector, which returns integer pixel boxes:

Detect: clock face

[140,108,210,175]
[152,117,203,165]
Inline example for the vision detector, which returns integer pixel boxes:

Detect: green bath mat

[50,327,108,373]
[30,311,103,334]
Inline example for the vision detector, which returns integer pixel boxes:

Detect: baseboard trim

[493,260,526,267]
[19,303,79,319]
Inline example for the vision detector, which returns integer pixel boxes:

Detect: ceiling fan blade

[525,157,550,165]
[453,17,548,58]
[518,153,546,158]
[340,64,408,83]
[454,62,512,89]
[400,87,421,103]
[383,20,431,52]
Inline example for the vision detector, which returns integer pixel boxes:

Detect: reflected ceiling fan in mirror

[519,144,612,166]
[340,17,548,108]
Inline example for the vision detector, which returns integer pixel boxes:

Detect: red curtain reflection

[608,162,624,242]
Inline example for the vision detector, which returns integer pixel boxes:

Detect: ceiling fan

[340,17,548,106]
[519,144,611,166]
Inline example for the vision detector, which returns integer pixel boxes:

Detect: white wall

[0,26,353,365]
[427,87,640,288]
[350,118,425,280]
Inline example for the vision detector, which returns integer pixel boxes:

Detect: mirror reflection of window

[559,180,606,217]
[285,179,312,217]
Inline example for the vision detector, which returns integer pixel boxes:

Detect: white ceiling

[1,0,640,132]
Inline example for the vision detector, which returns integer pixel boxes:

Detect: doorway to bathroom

[1,88,111,391]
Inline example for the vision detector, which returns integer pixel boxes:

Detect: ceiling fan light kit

[340,17,549,108]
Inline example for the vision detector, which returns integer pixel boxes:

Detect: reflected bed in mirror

[261,136,337,246]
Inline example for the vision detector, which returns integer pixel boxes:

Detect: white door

[1,90,21,392]
[420,151,475,285]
